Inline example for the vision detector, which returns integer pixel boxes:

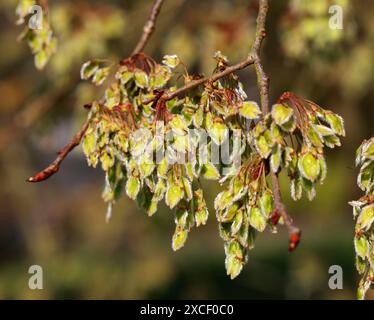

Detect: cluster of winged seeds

[18,0,371,301]
[16,0,57,69]
[253,92,345,199]
[80,52,345,279]
[350,137,374,299]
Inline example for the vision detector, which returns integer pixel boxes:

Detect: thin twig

[251,0,301,251]
[140,56,255,107]
[28,1,301,252]
[27,119,90,182]
[271,174,301,251]
[138,2,272,105]
[250,0,269,112]
[163,57,255,101]
[132,0,165,55]
[27,0,166,183]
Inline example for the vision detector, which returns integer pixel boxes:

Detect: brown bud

[27,166,57,183]
[288,229,301,252]
[270,209,280,226]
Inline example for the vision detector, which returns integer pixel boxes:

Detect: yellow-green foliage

[350,137,374,299]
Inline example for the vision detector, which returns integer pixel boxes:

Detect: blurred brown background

[0,0,373,299]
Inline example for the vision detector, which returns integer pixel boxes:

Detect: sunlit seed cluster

[80,50,345,279]
[252,92,345,202]
[350,137,374,299]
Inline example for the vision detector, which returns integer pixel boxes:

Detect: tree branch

[271,174,301,251]
[132,0,165,55]
[161,56,255,101]
[27,119,90,182]
[250,0,301,251]
[28,0,303,252]
[27,0,166,183]
[139,2,267,106]
[250,0,269,112]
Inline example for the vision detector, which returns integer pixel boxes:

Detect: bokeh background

[0,0,373,299]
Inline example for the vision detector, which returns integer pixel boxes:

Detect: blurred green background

[0,0,373,299]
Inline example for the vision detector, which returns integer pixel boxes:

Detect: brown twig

[139,1,263,108]
[28,1,301,252]
[271,175,301,251]
[139,1,277,106]
[132,0,165,55]
[27,119,90,182]
[250,0,301,251]
[140,56,255,107]
[163,57,255,101]
[27,0,166,183]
